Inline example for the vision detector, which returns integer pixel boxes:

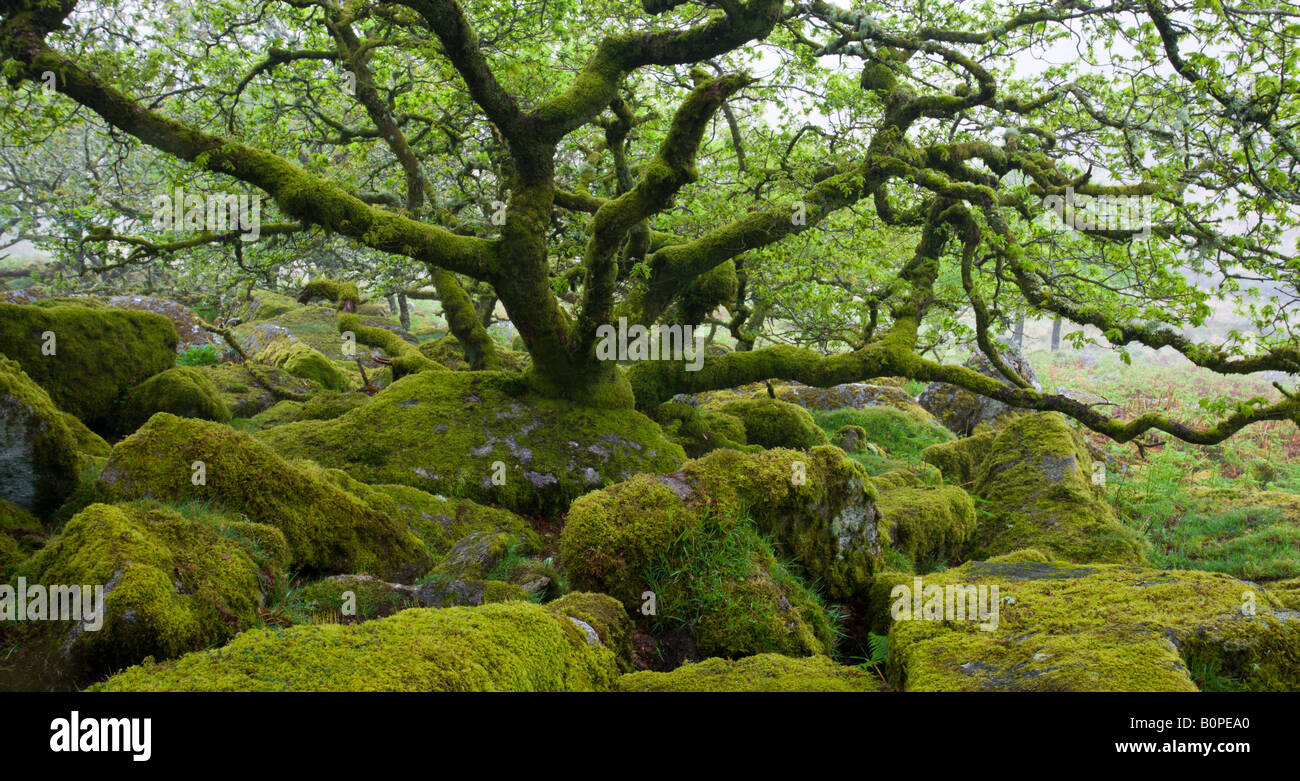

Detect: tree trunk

[398,291,410,332]
[1051,315,1062,351]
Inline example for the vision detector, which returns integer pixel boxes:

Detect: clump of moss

[654,401,752,458]
[118,367,232,434]
[95,413,430,580]
[249,391,370,430]
[0,303,176,432]
[346,481,539,559]
[561,477,834,659]
[968,413,1147,564]
[868,559,1300,692]
[616,653,880,692]
[0,497,43,572]
[193,362,316,417]
[704,397,828,450]
[234,289,297,322]
[13,501,280,685]
[831,424,868,453]
[90,595,628,691]
[920,430,996,487]
[254,337,348,391]
[0,353,80,516]
[678,447,886,600]
[419,334,530,373]
[256,370,684,516]
[875,483,977,571]
[59,411,110,458]
[297,278,361,310]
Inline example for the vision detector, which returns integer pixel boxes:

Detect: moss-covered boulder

[920,430,996,487]
[248,391,370,430]
[256,370,685,515]
[59,411,110,458]
[776,381,936,422]
[106,295,216,351]
[90,594,628,691]
[341,481,539,560]
[560,474,834,659]
[0,354,80,516]
[286,573,529,624]
[193,361,320,418]
[234,303,411,369]
[616,653,881,692]
[680,447,886,599]
[874,477,978,570]
[253,336,348,391]
[869,560,1300,691]
[0,303,177,431]
[968,413,1147,564]
[654,401,751,458]
[703,397,829,450]
[118,366,232,434]
[9,501,284,687]
[95,413,430,580]
[917,350,1040,435]
[832,424,868,453]
[233,289,298,322]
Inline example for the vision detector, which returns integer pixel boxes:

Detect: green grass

[811,406,953,476]
[1030,347,1300,582]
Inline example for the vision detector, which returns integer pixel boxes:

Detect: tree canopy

[3,0,1300,443]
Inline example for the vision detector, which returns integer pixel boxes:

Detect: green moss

[349,482,538,559]
[59,411,110,458]
[193,362,315,417]
[654,401,752,458]
[90,595,628,691]
[234,289,297,322]
[256,370,684,516]
[986,547,1053,563]
[831,424,868,453]
[560,474,691,606]
[875,483,977,570]
[0,303,177,431]
[651,517,834,658]
[118,367,232,434]
[616,653,880,692]
[0,497,42,573]
[968,413,1147,564]
[920,430,996,487]
[419,335,530,373]
[679,447,886,600]
[254,337,348,391]
[704,397,829,450]
[0,353,80,516]
[868,560,1300,691]
[298,279,361,310]
[249,391,370,430]
[95,413,430,580]
[13,501,276,684]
